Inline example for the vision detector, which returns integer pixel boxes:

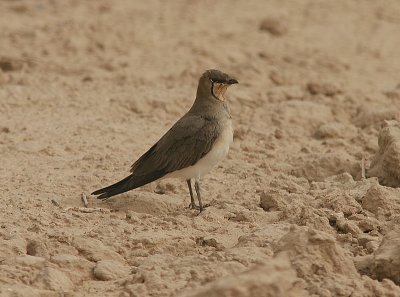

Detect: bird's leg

[194,179,203,212]
[187,179,200,210]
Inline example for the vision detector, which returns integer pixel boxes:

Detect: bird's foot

[188,203,210,212]
[188,203,201,210]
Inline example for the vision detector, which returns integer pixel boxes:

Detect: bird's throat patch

[212,83,229,101]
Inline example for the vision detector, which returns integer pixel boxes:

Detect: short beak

[227,78,239,85]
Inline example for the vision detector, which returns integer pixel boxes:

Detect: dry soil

[1,1,400,296]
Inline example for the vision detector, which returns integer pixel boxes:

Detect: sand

[1,1,400,296]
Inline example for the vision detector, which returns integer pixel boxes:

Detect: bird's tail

[91,175,134,199]
[91,171,165,199]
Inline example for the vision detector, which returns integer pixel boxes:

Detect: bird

[91,69,238,212]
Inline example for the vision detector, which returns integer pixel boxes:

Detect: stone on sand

[93,260,130,281]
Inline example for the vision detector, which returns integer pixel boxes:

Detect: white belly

[165,121,233,180]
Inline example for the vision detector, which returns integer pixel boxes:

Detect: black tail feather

[91,175,133,199]
[91,171,165,199]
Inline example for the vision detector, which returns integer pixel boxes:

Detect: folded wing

[92,114,220,199]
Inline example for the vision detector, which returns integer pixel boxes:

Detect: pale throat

[212,83,229,101]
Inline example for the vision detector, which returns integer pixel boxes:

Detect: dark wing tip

[96,193,110,200]
[91,189,101,196]
[92,188,114,200]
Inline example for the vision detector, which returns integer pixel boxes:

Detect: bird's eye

[209,77,226,84]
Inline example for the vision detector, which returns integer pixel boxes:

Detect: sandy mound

[179,255,306,297]
[356,229,400,286]
[2,1,400,296]
[367,120,400,187]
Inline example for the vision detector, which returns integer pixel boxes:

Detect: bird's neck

[189,96,231,119]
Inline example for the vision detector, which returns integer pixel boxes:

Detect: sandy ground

[1,1,400,296]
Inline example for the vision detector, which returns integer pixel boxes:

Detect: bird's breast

[166,120,233,180]
[208,119,233,161]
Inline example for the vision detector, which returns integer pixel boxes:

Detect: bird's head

[197,69,238,102]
